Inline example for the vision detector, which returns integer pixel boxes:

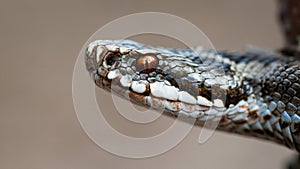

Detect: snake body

[85,40,300,152]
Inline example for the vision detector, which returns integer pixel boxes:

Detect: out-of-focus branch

[278,0,300,59]
[279,0,300,46]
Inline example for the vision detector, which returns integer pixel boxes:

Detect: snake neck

[217,51,300,151]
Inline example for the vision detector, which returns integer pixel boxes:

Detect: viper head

[85,40,247,111]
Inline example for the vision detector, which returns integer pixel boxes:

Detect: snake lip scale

[85,39,300,152]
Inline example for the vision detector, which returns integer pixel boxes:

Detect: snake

[85,39,300,152]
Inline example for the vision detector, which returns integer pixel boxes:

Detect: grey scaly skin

[85,39,300,152]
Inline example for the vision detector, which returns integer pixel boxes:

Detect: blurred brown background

[0,0,296,169]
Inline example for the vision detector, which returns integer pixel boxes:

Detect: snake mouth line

[85,39,300,151]
[87,42,251,107]
[91,56,261,127]
[92,68,266,135]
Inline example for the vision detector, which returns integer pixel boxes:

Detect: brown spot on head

[136,55,159,73]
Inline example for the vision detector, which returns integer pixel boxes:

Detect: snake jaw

[85,40,300,151]
[85,40,249,109]
[87,41,252,129]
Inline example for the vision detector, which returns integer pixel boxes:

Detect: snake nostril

[103,52,121,69]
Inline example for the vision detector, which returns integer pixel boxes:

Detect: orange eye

[136,55,158,73]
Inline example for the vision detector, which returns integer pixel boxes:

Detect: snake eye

[136,55,159,73]
[103,52,121,69]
